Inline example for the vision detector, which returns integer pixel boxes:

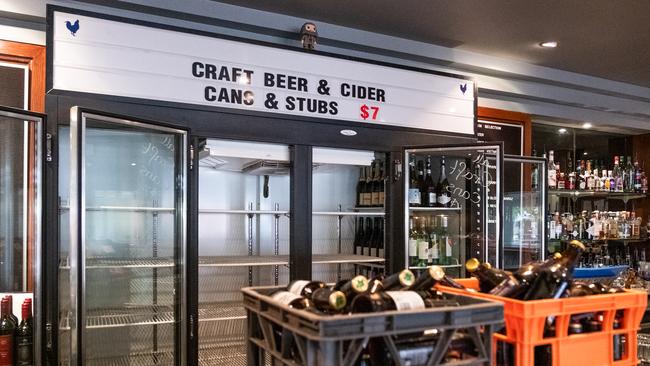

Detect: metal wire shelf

[83,351,175,366]
[59,257,176,270]
[198,254,385,267]
[59,305,176,330]
[198,301,247,322]
[198,343,247,366]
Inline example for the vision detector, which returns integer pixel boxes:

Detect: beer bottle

[286,280,326,298]
[310,288,348,313]
[523,240,585,300]
[334,275,370,304]
[369,269,416,294]
[465,259,511,293]
[407,265,445,291]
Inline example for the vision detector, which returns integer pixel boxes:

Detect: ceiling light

[558,128,567,134]
[583,152,588,156]
[582,122,592,129]
[540,41,558,48]
[339,129,357,136]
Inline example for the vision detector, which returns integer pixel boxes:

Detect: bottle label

[15,336,32,365]
[408,188,421,205]
[378,191,385,205]
[417,240,428,260]
[271,291,302,305]
[385,291,426,311]
[363,193,372,206]
[428,192,437,206]
[548,171,556,188]
[408,239,418,256]
[579,180,586,190]
[445,237,453,256]
[358,192,364,206]
[371,192,380,206]
[288,280,310,296]
[0,335,13,365]
[437,195,451,205]
[431,243,440,260]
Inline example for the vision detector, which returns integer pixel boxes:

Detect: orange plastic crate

[439,277,647,366]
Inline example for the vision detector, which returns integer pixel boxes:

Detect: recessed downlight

[539,41,558,48]
[558,128,567,134]
[582,122,592,129]
[340,129,357,136]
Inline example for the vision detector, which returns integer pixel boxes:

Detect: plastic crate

[440,278,647,366]
[242,285,504,366]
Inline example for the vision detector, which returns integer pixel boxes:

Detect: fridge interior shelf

[199,254,385,267]
[59,257,175,269]
[409,206,462,212]
[59,305,176,330]
[408,264,462,270]
[83,351,176,366]
[313,211,385,216]
[199,302,247,322]
[59,205,175,213]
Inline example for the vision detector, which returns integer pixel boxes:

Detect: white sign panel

[52,11,476,135]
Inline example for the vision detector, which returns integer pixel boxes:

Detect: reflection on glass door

[404,144,502,275]
[0,107,43,365]
[61,108,186,365]
[503,155,546,270]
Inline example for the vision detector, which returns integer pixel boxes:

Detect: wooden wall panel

[0,40,46,112]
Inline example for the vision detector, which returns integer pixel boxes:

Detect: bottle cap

[329,291,347,311]
[351,275,369,293]
[398,269,415,287]
[428,265,446,281]
[483,262,492,269]
[568,240,586,250]
[465,258,480,272]
[553,252,562,260]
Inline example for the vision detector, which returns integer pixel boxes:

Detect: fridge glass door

[404,144,502,274]
[502,155,547,270]
[197,139,290,365]
[0,106,43,365]
[62,108,187,365]
[311,148,386,282]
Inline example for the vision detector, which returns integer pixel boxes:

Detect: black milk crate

[242,286,504,366]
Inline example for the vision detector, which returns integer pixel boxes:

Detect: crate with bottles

[441,240,647,366]
[243,266,503,366]
[547,151,648,193]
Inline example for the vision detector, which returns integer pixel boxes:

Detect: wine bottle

[15,300,33,366]
[436,156,451,207]
[370,269,416,293]
[352,290,433,313]
[356,167,366,207]
[354,217,365,255]
[417,160,426,205]
[287,280,326,298]
[270,291,320,311]
[408,218,418,267]
[416,219,429,267]
[3,296,17,327]
[363,217,374,256]
[424,155,436,207]
[408,265,445,291]
[489,253,562,299]
[364,166,374,206]
[310,288,347,313]
[438,216,452,265]
[0,298,15,366]
[548,150,557,189]
[334,275,370,304]
[371,161,381,207]
[428,216,440,265]
[408,156,421,207]
[523,240,585,300]
[374,218,384,258]
[465,258,511,293]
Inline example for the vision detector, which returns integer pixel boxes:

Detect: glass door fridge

[59,108,187,365]
[0,106,45,365]
[502,155,547,270]
[196,139,291,365]
[404,144,503,276]
[311,148,386,282]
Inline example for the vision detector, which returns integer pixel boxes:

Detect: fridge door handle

[46,133,53,162]
[45,322,53,351]
[393,159,402,181]
[189,314,195,339]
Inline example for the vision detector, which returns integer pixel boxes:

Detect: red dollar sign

[360,104,370,120]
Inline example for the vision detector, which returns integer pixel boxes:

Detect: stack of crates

[442,278,647,366]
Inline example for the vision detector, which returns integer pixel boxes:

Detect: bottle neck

[21,303,31,320]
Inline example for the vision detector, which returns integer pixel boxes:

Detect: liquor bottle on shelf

[439,216,453,265]
[365,164,375,207]
[424,156,436,207]
[354,217,365,256]
[626,156,635,192]
[416,219,429,267]
[548,150,557,190]
[531,161,539,191]
[356,166,366,207]
[614,156,624,192]
[2,296,17,327]
[634,158,642,193]
[408,156,421,207]
[408,218,418,267]
[428,217,440,265]
[642,163,649,193]
[436,156,451,207]
[287,280,326,298]
[14,300,33,366]
[0,297,16,365]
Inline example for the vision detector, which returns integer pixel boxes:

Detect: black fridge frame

[45,5,480,365]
